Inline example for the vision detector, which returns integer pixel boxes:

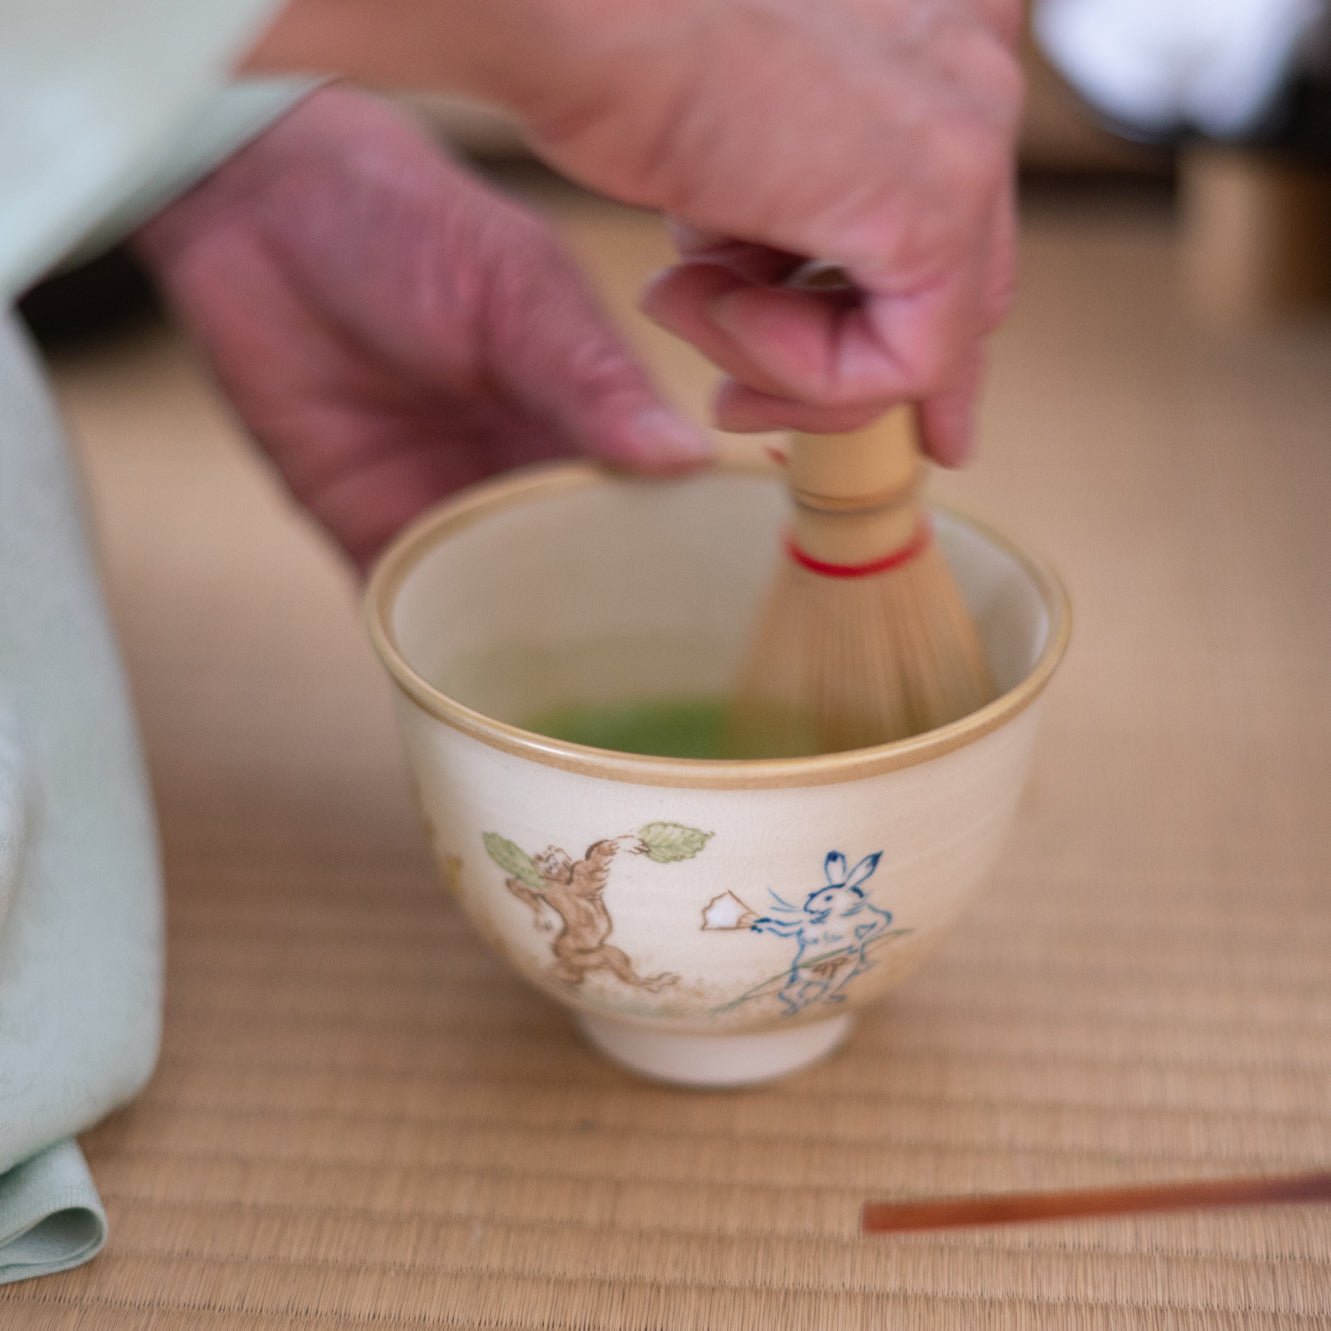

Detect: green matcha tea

[524,696,731,759]
[523,695,821,760]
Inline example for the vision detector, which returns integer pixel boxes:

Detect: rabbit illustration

[750,850,894,1015]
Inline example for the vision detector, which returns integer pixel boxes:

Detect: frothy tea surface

[523,697,731,759]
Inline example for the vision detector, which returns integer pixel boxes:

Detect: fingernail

[630,406,713,465]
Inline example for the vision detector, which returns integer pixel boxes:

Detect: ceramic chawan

[366,461,1070,1088]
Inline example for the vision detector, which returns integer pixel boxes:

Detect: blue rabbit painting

[748,850,897,1015]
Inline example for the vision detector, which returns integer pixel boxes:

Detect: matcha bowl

[366,461,1069,1087]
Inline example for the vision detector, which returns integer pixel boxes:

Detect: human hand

[133,86,710,570]
[527,0,1024,464]
[246,0,1025,463]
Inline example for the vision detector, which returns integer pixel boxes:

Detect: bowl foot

[576,1012,854,1088]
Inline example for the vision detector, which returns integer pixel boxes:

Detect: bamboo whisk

[729,408,996,756]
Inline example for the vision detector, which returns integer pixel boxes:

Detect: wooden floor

[9,172,1331,1328]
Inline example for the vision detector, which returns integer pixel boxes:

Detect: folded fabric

[0,707,102,1290]
[0,1140,106,1285]
[0,309,163,1283]
[2,0,305,1288]
[0,698,26,940]
[1035,0,1326,139]
[0,91,310,1286]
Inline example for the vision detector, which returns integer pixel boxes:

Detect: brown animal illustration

[502,837,679,991]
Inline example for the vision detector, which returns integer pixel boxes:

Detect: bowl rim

[364,459,1071,789]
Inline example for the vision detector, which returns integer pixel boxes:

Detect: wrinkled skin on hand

[134,86,708,570]
[510,0,1026,460]
[244,0,1026,462]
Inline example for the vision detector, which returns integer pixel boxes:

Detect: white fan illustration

[701,891,758,931]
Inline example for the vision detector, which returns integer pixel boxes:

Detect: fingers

[640,262,796,398]
[641,249,988,459]
[916,344,985,467]
[489,238,712,473]
[917,180,1015,463]
[665,222,805,285]
[702,264,984,463]
[643,179,1019,465]
[713,383,885,435]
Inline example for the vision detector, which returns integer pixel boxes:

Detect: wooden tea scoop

[862,1169,1331,1233]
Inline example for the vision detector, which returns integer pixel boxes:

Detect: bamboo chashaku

[727,406,996,756]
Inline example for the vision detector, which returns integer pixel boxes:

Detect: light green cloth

[1,2,293,299]
[1,0,303,1287]
[57,79,319,280]
[0,310,161,1287]
[0,1141,106,1283]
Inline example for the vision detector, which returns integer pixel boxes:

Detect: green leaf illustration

[482,832,544,890]
[636,822,713,864]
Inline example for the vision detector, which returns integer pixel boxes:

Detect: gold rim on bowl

[365,461,1072,789]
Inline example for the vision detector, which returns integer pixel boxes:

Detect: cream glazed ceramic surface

[367,462,1070,1087]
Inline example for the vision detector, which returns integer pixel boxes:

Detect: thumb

[489,237,713,471]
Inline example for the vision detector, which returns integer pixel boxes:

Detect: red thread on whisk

[787,520,932,579]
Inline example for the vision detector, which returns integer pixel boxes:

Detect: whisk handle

[787,409,924,566]
[788,408,920,511]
